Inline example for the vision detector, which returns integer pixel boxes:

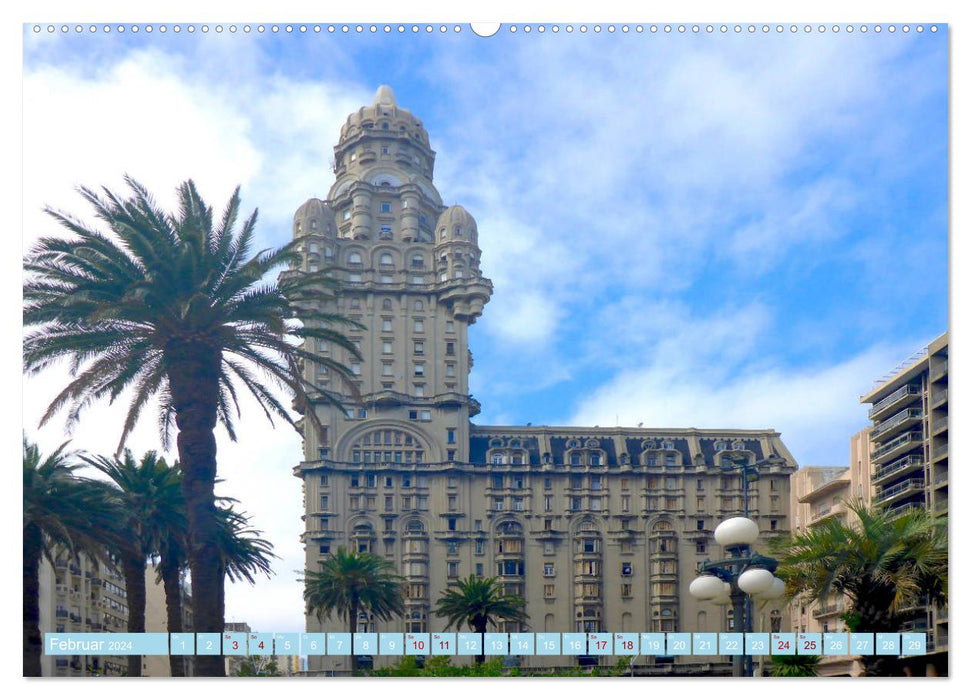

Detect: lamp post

[690,456,786,677]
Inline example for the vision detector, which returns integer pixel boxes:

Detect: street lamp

[690,456,787,677]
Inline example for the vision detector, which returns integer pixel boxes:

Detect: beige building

[142,565,193,676]
[288,87,798,675]
[39,547,130,676]
[860,332,948,669]
[788,432,873,677]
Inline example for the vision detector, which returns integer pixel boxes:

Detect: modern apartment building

[289,87,798,675]
[860,332,948,670]
[39,547,130,676]
[788,431,873,676]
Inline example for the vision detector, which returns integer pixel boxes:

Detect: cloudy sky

[21,21,948,634]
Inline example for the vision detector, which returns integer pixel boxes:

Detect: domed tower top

[293,197,337,239]
[435,205,479,246]
[337,85,432,150]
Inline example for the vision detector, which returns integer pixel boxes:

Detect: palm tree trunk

[23,526,44,677]
[474,617,487,666]
[168,344,225,677]
[159,550,186,677]
[349,599,359,675]
[122,554,147,676]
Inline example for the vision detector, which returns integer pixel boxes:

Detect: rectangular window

[476,563,484,576]
[513,497,524,511]
[350,475,360,487]
[591,476,602,490]
[414,341,424,355]
[571,475,582,489]
[447,543,458,554]
[414,364,424,376]
[448,495,457,510]
[590,497,601,510]
[320,474,329,486]
[402,497,411,510]
[381,362,393,376]
[382,341,393,354]
[697,519,705,530]
[544,496,553,511]
[620,478,628,490]
[544,477,552,489]
[414,384,424,397]
[446,342,455,355]
[349,496,359,510]
[621,562,633,576]
[621,495,630,512]
[494,499,504,511]
[414,319,424,333]
[446,321,455,333]
[382,319,393,332]
[445,364,456,377]
[447,429,456,444]
[475,541,484,555]
[447,475,457,488]
[384,496,393,511]
[696,541,707,554]
[319,545,330,554]
[621,540,632,554]
[351,363,361,375]
[474,519,482,530]
[544,584,555,598]
[544,563,555,577]
[380,202,391,213]
[492,475,503,489]
[570,497,582,511]
[543,540,554,554]
[447,562,458,578]
[320,495,328,510]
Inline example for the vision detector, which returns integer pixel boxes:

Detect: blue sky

[21,22,948,632]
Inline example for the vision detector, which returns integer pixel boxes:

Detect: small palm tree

[433,576,528,665]
[768,655,820,677]
[22,439,117,676]
[24,178,360,675]
[772,500,947,676]
[302,547,404,673]
[83,450,185,676]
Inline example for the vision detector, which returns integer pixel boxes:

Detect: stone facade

[290,87,798,674]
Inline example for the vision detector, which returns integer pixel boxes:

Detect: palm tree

[302,547,404,673]
[768,655,820,677]
[433,576,528,665]
[82,450,185,676]
[24,178,360,675]
[772,500,947,676]
[22,439,118,676]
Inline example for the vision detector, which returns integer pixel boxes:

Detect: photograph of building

[291,87,798,673]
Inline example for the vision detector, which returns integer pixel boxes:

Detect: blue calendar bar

[431,633,456,655]
[484,633,508,655]
[197,633,221,655]
[353,633,377,655]
[223,631,248,655]
[876,633,900,655]
[719,633,743,655]
[301,633,325,655]
[562,633,586,655]
[797,633,821,655]
[692,633,717,655]
[745,633,769,656]
[536,633,560,655]
[326,632,352,655]
[380,633,404,656]
[588,632,612,655]
[249,632,273,656]
[274,633,300,656]
[457,633,482,656]
[614,633,638,655]
[170,633,194,655]
[771,633,795,655]
[405,633,430,655]
[901,633,926,656]
[509,633,534,655]
[44,633,169,656]
[667,633,691,655]
[850,633,874,655]
[823,633,847,655]
[640,633,666,655]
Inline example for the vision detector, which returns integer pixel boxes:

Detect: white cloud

[569,340,917,467]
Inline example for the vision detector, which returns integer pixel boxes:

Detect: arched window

[348,252,363,265]
[414,300,424,311]
[380,253,394,266]
[382,299,393,310]
[411,254,425,269]
[405,519,425,533]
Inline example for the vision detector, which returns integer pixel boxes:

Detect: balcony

[931,417,948,436]
[875,479,925,504]
[871,431,923,464]
[931,388,947,408]
[868,384,921,421]
[930,360,947,382]
[809,502,846,525]
[813,603,844,618]
[873,455,923,485]
[871,408,922,441]
[932,442,948,462]
[888,502,924,519]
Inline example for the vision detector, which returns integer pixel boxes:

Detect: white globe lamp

[754,576,786,600]
[714,517,759,547]
[737,568,775,595]
[689,575,726,600]
[711,581,732,605]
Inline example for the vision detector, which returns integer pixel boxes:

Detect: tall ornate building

[289,87,798,674]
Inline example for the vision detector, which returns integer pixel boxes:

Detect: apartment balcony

[303,529,340,540]
[868,384,922,421]
[931,417,948,436]
[929,360,947,382]
[813,602,844,618]
[871,431,923,464]
[931,388,948,409]
[933,499,948,513]
[888,502,924,519]
[932,442,948,462]
[932,470,948,487]
[871,408,923,441]
[873,455,924,486]
[809,502,846,525]
[874,479,925,504]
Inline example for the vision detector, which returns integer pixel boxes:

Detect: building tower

[291,88,798,676]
